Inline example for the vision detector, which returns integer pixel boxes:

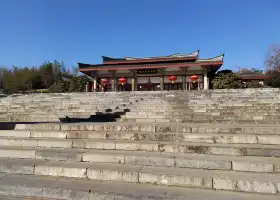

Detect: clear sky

[0,0,279,71]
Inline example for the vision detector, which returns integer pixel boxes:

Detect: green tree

[53,60,62,80]
[216,69,233,76]
[68,76,89,92]
[0,60,89,93]
[212,72,244,89]
[48,79,69,93]
[2,67,35,93]
[39,62,54,88]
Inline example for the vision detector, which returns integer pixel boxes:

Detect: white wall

[137,77,149,84]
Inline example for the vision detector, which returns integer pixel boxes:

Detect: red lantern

[119,77,126,86]
[168,76,177,84]
[190,75,198,83]
[101,79,108,85]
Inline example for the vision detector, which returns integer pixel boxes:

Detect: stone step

[124,108,191,112]
[121,114,280,120]
[1,158,280,195]
[0,174,278,200]
[0,138,280,157]
[0,146,85,160]
[124,112,280,119]
[50,140,280,157]
[60,131,280,144]
[82,150,280,173]
[122,115,280,122]
[14,122,280,135]
[124,116,280,121]
[2,130,280,144]
[126,110,280,115]
[118,118,280,124]
[0,195,58,200]
[1,147,279,173]
[199,107,280,110]
[118,118,179,123]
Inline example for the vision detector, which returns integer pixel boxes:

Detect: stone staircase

[0,89,280,199]
[0,92,145,122]
[119,89,280,124]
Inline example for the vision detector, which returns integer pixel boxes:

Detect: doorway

[164,83,182,90]
[138,82,159,91]
[118,83,132,91]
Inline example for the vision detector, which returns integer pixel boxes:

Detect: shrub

[212,73,244,89]
[245,81,263,88]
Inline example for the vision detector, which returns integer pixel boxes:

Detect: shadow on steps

[59,109,130,123]
[0,109,130,130]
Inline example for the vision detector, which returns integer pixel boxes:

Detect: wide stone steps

[122,113,280,119]
[2,130,280,144]
[3,90,280,198]
[0,114,60,122]
[0,158,280,195]
[0,194,58,200]
[0,93,147,122]
[1,174,278,200]
[121,114,280,121]
[0,147,279,173]
[125,109,280,114]
[118,118,280,124]
[0,137,280,157]
[3,91,280,123]
[13,122,280,135]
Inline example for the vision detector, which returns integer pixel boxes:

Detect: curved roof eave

[196,54,224,63]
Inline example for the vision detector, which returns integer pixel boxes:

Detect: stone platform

[0,89,280,199]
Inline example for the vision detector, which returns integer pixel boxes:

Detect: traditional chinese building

[78,50,224,91]
[239,75,271,84]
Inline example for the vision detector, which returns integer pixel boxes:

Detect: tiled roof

[102,50,199,62]
[124,50,199,60]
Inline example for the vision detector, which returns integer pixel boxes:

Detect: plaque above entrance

[137,68,158,74]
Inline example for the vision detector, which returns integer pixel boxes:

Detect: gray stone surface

[0,158,45,174]
[0,130,30,138]
[2,89,280,198]
[87,163,142,183]
[0,195,58,200]
[34,161,93,178]
[35,148,85,161]
[1,173,279,200]
[0,147,36,159]
[30,131,67,139]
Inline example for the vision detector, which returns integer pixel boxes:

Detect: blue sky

[0,0,279,71]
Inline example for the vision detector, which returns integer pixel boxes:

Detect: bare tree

[265,46,280,71]
[264,46,280,87]
[0,68,8,89]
